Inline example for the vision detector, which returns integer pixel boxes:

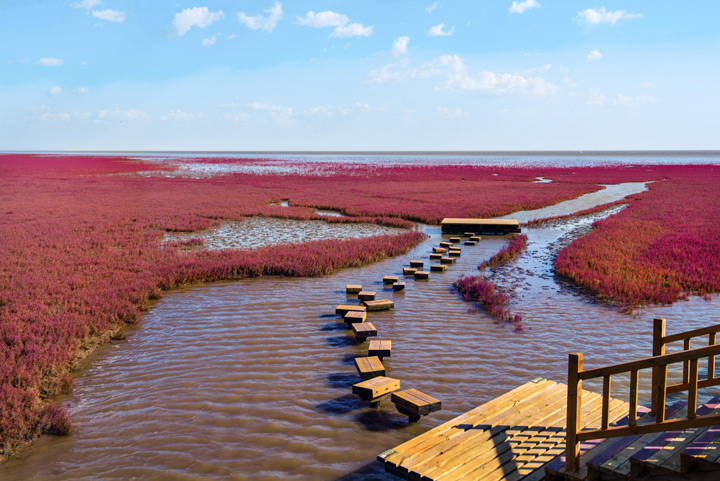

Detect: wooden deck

[441,218,521,235]
[377,378,631,481]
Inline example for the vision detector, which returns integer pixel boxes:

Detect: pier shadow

[340,353,358,365]
[354,410,407,432]
[327,335,355,348]
[327,373,360,388]
[333,460,395,480]
[316,394,364,414]
[319,313,338,319]
[320,321,348,332]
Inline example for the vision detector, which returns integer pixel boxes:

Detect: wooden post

[602,375,612,430]
[655,364,668,423]
[629,369,639,427]
[709,332,716,381]
[651,318,666,415]
[688,358,699,419]
[683,338,692,384]
[566,353,583,472]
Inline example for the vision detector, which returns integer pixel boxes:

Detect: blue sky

[1,1,718,151]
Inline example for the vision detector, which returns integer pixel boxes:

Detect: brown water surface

[2,182,718,481]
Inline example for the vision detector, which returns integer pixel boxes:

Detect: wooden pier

[441,218,521,235]
[378,378,631,481]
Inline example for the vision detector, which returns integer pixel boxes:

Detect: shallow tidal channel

[2,182,719,480]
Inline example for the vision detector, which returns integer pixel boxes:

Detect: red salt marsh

[2,154,720,478]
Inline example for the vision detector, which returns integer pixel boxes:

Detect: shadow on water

[321,321,348,332]
[354,410,408,432]
[327,335,355,348]
[316,395,365,415]
[327,373,361,389]
[332,461,392,481]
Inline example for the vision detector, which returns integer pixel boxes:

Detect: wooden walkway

[377,378,631,481]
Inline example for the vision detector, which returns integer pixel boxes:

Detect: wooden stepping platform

[441,217,521,235]
[433,247,447,253]
[343,310,367,324]
[410,260,424,268]
[414,271,430,280]
[440,256,456,264]
[449,236,461,243]
[364,299,394,311]
[358,291,376,301]
[368,340,392,359]
[448,249,461,257]
[353,376,401,407]
[403,267,417,276]
[464,232,475,237]
[346,284,362,294]
[464,241,477,246]
[392,389,442,423]
[393,282,406,291]
[429,253,442,260]
[336,304,367,316]
[470,236,482,242]
[430,264,447,272]
[378,378,631,481]
[439,242,453,248]
[384,276,400,284]
[352,322,377,341]
[354,356,385,380]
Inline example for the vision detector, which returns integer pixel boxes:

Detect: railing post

[652,318,666,415]
[566,352,583,472]
[709,332,717,382]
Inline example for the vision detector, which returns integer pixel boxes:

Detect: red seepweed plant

[478,234,528,270]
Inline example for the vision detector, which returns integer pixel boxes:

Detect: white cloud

[613,94,656,107]
[586,88,606,107]
[70,0,101,11]
[587,49,602,61]
[170,7,225,37]
[509,0,540,14]
[238,2,283,33]
[92,9,125,23]
[367,63,405,85]
[426,1,440,13]
[73,87,88,94]
[420,54,557,96]
[80,60,87,66]
[297,10,372,37]
[641,81,655,88]
[23,105,92,123]
[392,36,410,57]
[226,34,237,40]
[162,109,203,122]
[426,23,454,36]
[297,11,348,28]
[330,22,373,38]
[305,105,334,117]
[577,7,643,25]
[248,102,293,123]
[36,57,64,66]
[437,106,469,119]
[48,87,62,96]
[97,108,151,121]
[202,34,218,46]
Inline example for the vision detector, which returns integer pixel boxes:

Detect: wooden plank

[335,304,366,315]
[414,271,430,280]
[410,260,424,268]
[403,267,417,276]
[353,376,400,401]
[439,242,453,248]
[432,247,447,253]
[368,340,391,359]
[430,253,442,260]
[343,310,367,324]
[346,284,362,294]
[383,276,400,284]
[363,299,394,311]
[379,380,557,469]
[352,322,377,340]
[354,356,386,380]
[440,257,455,265]
[392,389,442,416]
[470,236,481,242]
[358,291,376,301]
[663,323,720,344]
[681,425,720,472]
[430,264,447,272]
[449,237,461,243]
[448,251,461,257]
[393,282,406,291]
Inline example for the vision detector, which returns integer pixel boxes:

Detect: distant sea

[6,150,720,167]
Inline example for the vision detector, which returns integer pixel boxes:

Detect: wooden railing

[651,317,720,414]
[565,318,720,472]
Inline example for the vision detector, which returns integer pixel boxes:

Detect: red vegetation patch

[555,165,720,310]
[478,234,528,270]
[453,276,524,330]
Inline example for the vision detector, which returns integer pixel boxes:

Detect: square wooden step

[391,389,441,422]
[353,376,400,403]
[346,284,362,294]
[343,310,366,324]
[352,322,377,341]
[363,299,394,311]
[354,356,385,380]
[368,340,391,359]
[336,304,366,316]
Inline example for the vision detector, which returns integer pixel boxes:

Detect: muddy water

[164,216,404,250]
[2,182,719,481]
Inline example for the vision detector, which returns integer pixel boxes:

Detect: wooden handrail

[564,333,720,472]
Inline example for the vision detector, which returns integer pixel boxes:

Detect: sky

[1,1,719,151]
